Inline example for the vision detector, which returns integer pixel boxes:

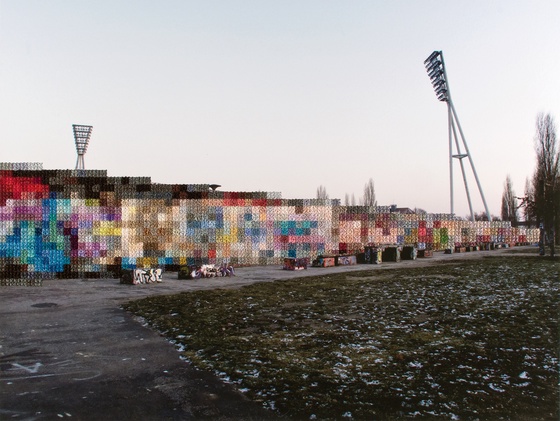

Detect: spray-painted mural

[0,163,538,282]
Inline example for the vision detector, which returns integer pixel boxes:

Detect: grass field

[123,254,559,420]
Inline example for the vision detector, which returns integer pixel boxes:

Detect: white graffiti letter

[11,362,42,373]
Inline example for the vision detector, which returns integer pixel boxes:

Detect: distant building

[392,207,415,215]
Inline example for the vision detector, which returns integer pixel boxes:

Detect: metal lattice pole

[424,51,491,221]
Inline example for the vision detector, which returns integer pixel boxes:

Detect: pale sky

[1,1,559,217]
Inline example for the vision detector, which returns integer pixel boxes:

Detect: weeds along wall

[0,164,539,280]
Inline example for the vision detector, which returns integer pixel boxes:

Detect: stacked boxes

[0,164,540,279]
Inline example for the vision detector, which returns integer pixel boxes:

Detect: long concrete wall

[0,164,539,280]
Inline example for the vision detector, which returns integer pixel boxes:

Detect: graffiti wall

[0,163,539,281]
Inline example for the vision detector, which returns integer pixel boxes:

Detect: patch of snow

[488,383,505,392]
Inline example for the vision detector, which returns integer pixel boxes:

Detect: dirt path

[0,247,534,420]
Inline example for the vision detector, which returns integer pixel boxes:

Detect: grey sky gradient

[1,1,558,217]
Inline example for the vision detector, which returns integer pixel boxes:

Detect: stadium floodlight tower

[73,124,93,170]
[424,51,491,221]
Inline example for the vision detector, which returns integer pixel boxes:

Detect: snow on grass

[124,254,559,420]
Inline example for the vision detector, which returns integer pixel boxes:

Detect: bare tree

[521,177,536,226]
[343,193,356,206]
[500,175,518,224]
[473,211,489,221]
[316,185,329,200]
[532,113,559,254]
[362,178,377,208]
[472,212,500,221]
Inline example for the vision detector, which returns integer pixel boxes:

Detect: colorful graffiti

[0,164,539,281]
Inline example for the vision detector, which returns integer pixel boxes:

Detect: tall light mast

[424,51,491,221]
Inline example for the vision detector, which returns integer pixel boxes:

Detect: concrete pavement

[0,248,527,420]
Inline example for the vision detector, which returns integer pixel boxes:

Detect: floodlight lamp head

[424,51,440,65]
[73,125,93,154]
[424,51,449,102]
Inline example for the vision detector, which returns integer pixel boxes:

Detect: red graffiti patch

[0,171,50,206]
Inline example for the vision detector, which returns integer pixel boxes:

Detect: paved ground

[0,248,530,420]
